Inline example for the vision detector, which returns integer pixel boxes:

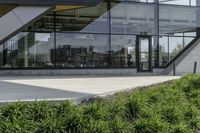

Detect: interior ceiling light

[53,5,84,12]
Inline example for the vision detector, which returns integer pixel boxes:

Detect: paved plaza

[0,76,180,103]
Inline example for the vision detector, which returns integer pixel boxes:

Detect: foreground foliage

[1,74,200,133]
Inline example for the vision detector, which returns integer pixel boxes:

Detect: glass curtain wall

[3,32,54,68]
[159,3,199,66]
[0,0,200,69]
[110,1,159,67]
[54,1,110,68]
[2,12,55,68]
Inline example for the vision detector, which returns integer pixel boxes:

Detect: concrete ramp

[0,6,52,44]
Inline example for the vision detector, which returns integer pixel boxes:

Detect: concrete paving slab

[0,76,180,103]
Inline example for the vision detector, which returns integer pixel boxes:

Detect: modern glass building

[0,0,200,74]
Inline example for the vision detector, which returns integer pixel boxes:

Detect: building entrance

[136,35,152,72]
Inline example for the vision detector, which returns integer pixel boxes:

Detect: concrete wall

[170,42,200,75]
[0,68,165,76]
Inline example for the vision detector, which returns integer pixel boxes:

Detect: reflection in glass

[111,35,136,68]
[169,37,184,60]
[139,38,150,71]
[110,2,156,34]
[159,5,200,35]
[159,35,195,66]
[191,0,196,6]
[4,32,54,68]
[1,0,200,70]
[55,2,109,33]
[159,36,169,66]
[184,32,196,36]
[55,33,109,68]
[26,13,55,31]
[159,0,189,6]
[184,37,195,46]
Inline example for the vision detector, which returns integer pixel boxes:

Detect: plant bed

[0,74,200,132]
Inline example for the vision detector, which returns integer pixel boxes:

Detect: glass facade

[3,32,54,68]
[55,33,109,68]
[111,35,136,68]
[110,2,156,35]
[159,0,197,6]
[0,0,200,69]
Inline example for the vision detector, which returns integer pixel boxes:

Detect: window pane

[55,2,109,33]
[26,13,55,32]
[3,32,54,68]
[159,0,189,6]
[159,5,200,35]
[110,2,157,35]
[55,33,109,68]
[111,35,136,68]
[159,35,195,67]
[159,36,169,66]
[191,0,196,6]
[184,32,196,37]
[152,36,159,67]
[184,37,195,46]
[169,36,184,60]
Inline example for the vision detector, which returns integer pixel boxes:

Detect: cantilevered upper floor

[0,0,100,6]
[0,0,101,44]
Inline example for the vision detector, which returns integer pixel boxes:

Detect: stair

[164,36,200,74]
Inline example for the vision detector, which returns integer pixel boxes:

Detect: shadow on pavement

[0,81,93,102]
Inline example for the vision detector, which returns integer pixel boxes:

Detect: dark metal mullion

[12,38,14,68]
[156,1,160,67]
[108,0,111,67]
[136,36,140,72]
[53,12,57,68]
[149,36,153,72]
[183,33,185,47]
[168,35,170,61]
[2,43,5,68]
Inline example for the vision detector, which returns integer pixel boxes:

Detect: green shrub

[171,122,194,133]
[125,94,147,120]
[84,119,110,133]
[109,116,132,133]
[82,101,108,120]
[160,106,184,125]
[134,117,168,133]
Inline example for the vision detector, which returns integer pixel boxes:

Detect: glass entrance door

[136,35,152,72]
